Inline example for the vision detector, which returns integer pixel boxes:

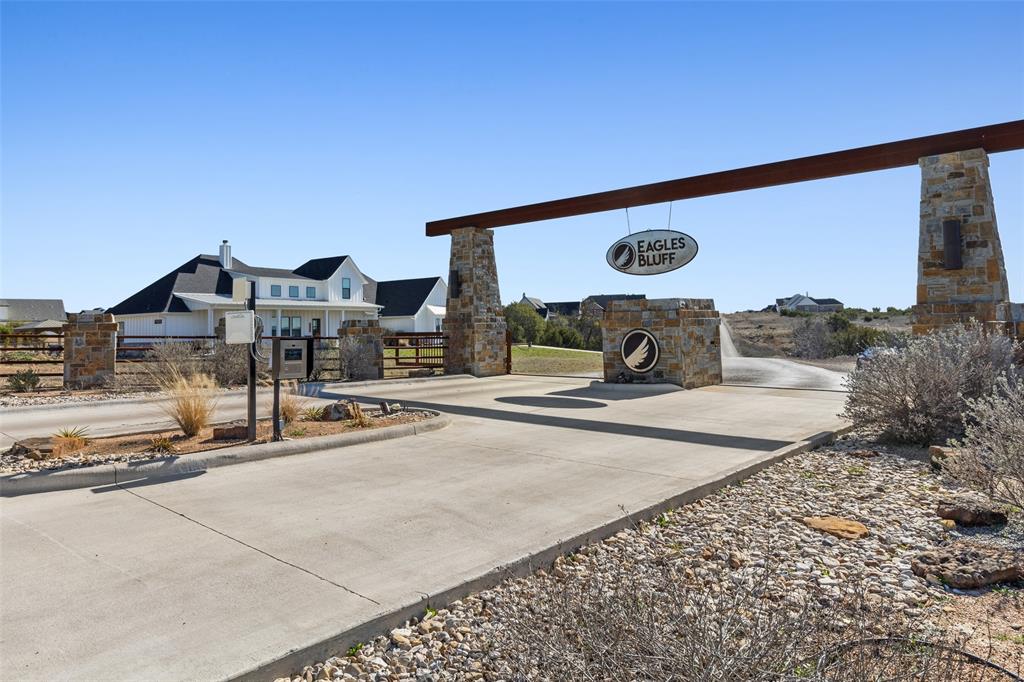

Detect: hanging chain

[625,207,632,235]
[667,201,673,229]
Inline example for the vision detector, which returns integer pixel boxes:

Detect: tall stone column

[912,148,1012,335]
[63,312,118,389]
[444,226,508,376]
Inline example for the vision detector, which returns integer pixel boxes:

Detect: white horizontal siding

[116,312,208,340]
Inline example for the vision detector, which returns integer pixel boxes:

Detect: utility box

[272,337,314,380]
[224,310,255,345]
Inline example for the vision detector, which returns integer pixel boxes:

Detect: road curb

[231,422,854,682]
[0,412,451,497]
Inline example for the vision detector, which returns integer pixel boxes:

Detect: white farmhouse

[107,241,445,339]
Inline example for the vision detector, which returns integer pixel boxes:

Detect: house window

[311,318,321,336]
[154,319,163,325]
[271,285,282,297]
[342,277,351,299]
[289,285,299,298]
[306,286,316,299]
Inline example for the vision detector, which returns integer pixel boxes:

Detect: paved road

[721,321,847,391]
[1,373,849,681]
[2,334,845,447]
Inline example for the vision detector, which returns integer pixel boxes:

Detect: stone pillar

[912,148,1013,335]
[444,226,508,376]
[601,298,722,389]
[63,312,118,389]
[337,319,384,380]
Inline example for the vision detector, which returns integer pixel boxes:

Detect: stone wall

[912,148,1014,335]
[337,319,384,381]
[63,312,117,389]
[444,226,508,376]
[601,298,722,389]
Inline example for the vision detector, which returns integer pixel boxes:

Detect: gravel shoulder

[282,434,1023,681]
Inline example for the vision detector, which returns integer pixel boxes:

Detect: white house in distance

[107,241,446,339]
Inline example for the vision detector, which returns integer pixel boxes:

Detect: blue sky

[3,1,1022,313]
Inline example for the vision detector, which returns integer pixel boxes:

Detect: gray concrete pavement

[1,373,848,681]
[2,332,844,449]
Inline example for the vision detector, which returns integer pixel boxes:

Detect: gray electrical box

[272,338,314,380]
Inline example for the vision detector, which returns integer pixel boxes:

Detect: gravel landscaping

[0,387,161,408]
[280,435,1023,681]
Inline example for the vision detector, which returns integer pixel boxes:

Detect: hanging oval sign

[606,229,698,276]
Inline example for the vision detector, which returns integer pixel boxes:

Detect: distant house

[1,299,67,337]
[773,294,844,313]
[106,240,445,338]
[519,293,645,320]
[375,277,447,333]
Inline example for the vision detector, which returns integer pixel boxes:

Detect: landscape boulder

[6,437,57,461]
[911,544,1022,589]
[802,515,869,540]
[323,400,357,422]
[936,496,1008,527]
[212,423,248,441]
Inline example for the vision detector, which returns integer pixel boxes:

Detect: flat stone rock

[802,515,869,540]
[848,449,880,459]
[911,544,1023,590]
[936,496,1007,527]
[7,437,56,460]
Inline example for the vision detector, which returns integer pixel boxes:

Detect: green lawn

[511,345,602,376]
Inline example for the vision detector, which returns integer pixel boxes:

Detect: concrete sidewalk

[0,374,848,681]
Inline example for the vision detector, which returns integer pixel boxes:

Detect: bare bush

[491,560,1013,681]
[842,323,1020,445]
[157,370,218,437]
[947,373,1024,510]
[142,341,265,387]
[793,317,831,358]
[339,338,377,381]
[144,342,205,380]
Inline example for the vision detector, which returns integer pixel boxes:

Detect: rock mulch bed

[1,409,435,475]
[0,388,160,408]
[281,435,1022,681]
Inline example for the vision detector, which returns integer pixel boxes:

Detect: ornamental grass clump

[279,387,302,425]
[52,426,90,456]
[842,323,1019,445]
[158,370,218,438]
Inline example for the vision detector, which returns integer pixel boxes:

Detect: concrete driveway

[1,372,848,681]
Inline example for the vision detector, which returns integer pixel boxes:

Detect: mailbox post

[271,337,314,441]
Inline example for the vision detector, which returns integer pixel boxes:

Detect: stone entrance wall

[601,298,722,388]
[63,312,117,389]
[444,227,508,376]
[912,148,1015,335]
[337,319,384,380]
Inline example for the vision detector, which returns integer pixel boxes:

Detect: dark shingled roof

[293,256,348,280]
[811,297,843,305]
[375,277,442,317]
[107,255,233,315]
[545,301,581,316]
[0,298,66,322]
[107,254,353,316]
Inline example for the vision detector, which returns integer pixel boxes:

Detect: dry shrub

[279,384,302,424]
[842,323,1019,445]
[143,340,267,387]
[491,559,1016,681]
[52,426,90,456]
[948,373,1024,510]
[148,436,177,454]
[158,370,218,437]
[347,400,372,428]
[339,338,377,381]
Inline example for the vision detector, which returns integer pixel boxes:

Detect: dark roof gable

[293,256,348,280]
[811,297,843,305]
[108,255,233,315]
[376,277,442,317]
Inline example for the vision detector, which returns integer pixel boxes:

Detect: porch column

[444,226,507,376]
[911,148,1017,336]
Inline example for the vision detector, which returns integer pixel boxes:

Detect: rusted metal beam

[425,120,1024,236]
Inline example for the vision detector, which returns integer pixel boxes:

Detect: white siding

[116,312,207,340]
[380,316,416,333]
